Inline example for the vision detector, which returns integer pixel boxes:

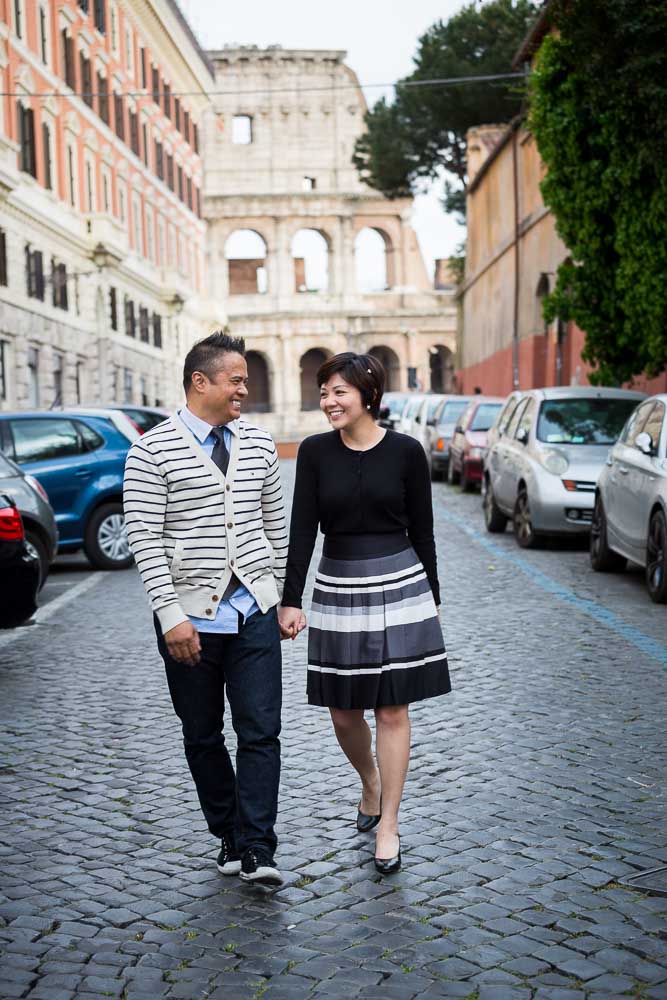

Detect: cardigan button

[205,608,213,615]
[212,595,219,601]
[230,559,235,566]
[226,484,231,491]
[227,522,233,528]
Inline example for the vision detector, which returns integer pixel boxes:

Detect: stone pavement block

[477,988,531,1000]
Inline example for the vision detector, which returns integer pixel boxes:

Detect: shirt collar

[178,405,240,442]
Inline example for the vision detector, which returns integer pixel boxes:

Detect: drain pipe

[511,124,520,390]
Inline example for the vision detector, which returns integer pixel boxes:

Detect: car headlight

[469,447,483,459]
[540,449,569,476]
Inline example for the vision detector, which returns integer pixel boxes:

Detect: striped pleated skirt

[307,542,451,709]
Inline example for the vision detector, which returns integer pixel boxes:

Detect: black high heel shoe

[356,799,381,833]
[374,834,401,875]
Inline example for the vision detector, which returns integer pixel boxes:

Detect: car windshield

[470,403,502,432]
[536,397,640,445]
[426,398,443,421]
[385,397,406,418]
[439,401,469,425]
[122,408,158,432]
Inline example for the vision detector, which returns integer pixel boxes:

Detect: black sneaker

[216,834,241,876]
[239,847,283,887]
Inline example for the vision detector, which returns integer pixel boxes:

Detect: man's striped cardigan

[123,414,288,634]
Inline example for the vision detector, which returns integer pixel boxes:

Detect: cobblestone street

[1,462,666,1000]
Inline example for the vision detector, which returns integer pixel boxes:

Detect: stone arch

[291,229,330,293]
[354,227,395,292]
[245,350,271,412]
[300,347,330,410]
[368,345,401,391]
[429,344,455,393]
[225,229,268,294]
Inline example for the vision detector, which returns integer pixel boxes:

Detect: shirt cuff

[156,602,189,634]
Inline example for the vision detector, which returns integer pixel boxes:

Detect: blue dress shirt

[178,406,259,634]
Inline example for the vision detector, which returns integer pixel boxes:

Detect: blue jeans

[156,607,282,855]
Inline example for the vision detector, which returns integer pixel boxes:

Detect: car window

[620,402,653,446]
[385,396,407,419]
[536,397,640,445]
[515,398,537,439]
[470,403,503,432]
[505,398,529,438]
[642,402,665,455]
[76,421,104,452]
[438,400,468,425]
[425,398,443,422]
[11,418,83,462]
[497,396,522,435]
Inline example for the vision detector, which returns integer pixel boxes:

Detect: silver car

[429,396,473,480]
[483,386,646,547]
[0,448,58,588]
[591,393,667,602]
[408,394,447,454]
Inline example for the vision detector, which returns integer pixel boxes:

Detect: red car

[448,397,505,491]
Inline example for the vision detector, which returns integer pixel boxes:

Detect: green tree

[353,0,537,216]
[529,0,667,384]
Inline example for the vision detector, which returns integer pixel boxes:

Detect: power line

[0,71,526,100]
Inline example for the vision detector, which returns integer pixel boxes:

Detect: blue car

[0,411,133,570]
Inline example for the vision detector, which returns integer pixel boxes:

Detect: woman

[279,353,450,873]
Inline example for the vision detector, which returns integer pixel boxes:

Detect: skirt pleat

[307,546,451,709]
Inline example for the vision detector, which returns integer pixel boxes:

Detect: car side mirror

[635,431,653,456]
[516,428,529,445]
[427,417,436,427]
[455,425,463,434]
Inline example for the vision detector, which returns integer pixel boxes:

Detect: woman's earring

[366,405,371,410]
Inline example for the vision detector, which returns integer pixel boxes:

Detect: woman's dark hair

[316,352,386,418]
[183,330,246,392]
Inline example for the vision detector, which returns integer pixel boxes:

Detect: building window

[78,0,90,11]
[114,92,124,141]
[85,159,95,212]
[51,260,68,310]
[140,47,147,89]
[53,352,64,405]
[80,52,93,107]
[166,153,174,191]
[195,187,201,218]
[183,110,190,144]
[102,169,111,212]
[142,122,149,167]
[25,246,45,300]
[17,104,36,178]
[125,26,134,75]
[186,176,192,211]
[177,165,183,202]
[193,122,199,154]
[140,375,148,405]
[41,122,52,190]
[39,4,49,63]
[174,98,181,132]
[76,360,84,402]
[119,186,126,223]
[67,144,76,207]
[93,0,105,34]
[109,286,118,329]
[152,313,162,348]
[154,140,163,181]
[139,306,150,343]
[110,3,118,52]
[132,193,142,252]
[0,341,7,401]
[97,72,109,125]
[163,82,171,120]
[151,65,159,104]
[124,296,135,337]
[14,0,23,39]
[123,368,133,403]
[129,109,140,156]
[62,30,76,89]
[232,116,252,145]
[303,176,316,191]
[0,230,7,286]
[27,348,40,407]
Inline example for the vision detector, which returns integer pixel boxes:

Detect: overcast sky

[180,0,466,272]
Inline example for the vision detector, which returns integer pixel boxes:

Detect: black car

[0,493,40,628]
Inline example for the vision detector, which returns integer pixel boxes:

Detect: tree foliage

[529,0,667,384]
[353,0,537,215]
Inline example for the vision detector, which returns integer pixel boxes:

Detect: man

[123,331,288,886]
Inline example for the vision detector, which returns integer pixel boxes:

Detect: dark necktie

[210,426,229,476]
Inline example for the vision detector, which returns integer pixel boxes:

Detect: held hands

[164,620,202,665]
[278,606,307,641]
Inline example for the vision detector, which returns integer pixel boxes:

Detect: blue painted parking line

[441,508,667,668]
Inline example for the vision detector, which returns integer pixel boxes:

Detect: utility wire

[0,70,526,100]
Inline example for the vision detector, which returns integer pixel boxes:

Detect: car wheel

[513,487,542,549]
[646,508,667,603]
[431,462,444,482]
[483,479,507,533]
[447,456,460,485]
[84,503,133,570]
[590,496,626,572]
[24,530,50,591]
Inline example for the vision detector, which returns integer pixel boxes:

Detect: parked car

[483,386,645,547]
[378,392,409,431]
[448,397,505,490]
[0,494,40,628]
[59,406,141,443]
[429,396,474,480]
[0,449,58,589]
[399,393,427,435]
[408,394,447,455]
[484,390,525,461]
[0,412,133,570]
[591,393,667,602]
[110,405,169,434]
